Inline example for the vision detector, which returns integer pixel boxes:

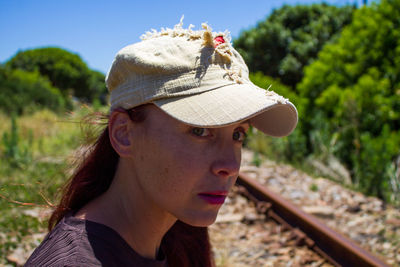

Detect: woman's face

[126,105,249,227]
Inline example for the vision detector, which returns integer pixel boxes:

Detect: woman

[25,20,297,266]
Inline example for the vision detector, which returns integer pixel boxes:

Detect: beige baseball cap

[106,19,298,137]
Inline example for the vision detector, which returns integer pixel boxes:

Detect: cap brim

[154,83,298,137]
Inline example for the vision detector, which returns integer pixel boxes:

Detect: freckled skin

[126,106,248,227]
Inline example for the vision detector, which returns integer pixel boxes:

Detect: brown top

[24,212,168,267]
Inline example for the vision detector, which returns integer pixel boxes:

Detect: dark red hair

[48,105,214,267]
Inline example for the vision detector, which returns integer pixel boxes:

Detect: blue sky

[0,0,365,74]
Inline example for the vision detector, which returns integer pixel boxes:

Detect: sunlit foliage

[297,0,400,201]
[235,3,355,88]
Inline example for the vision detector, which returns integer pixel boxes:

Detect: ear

[108,110,133,158]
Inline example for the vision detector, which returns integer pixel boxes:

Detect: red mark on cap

[214,36,225,48]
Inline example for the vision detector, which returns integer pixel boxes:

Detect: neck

[75,159,177,260]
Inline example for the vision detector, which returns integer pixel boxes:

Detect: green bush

[6,47,107,103]
[353,125,400,200]
[297,0,400,202]
[234,3,355,88]
[0,66,66,114]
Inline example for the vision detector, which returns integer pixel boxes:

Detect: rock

[289,190,305,199]
[346,204,361,213]
[215,213,244,223]
[386,218,400,227]
[243,213,261,224]
[382,242,391,250]
[7,247,29,266]
[302,206,335,219]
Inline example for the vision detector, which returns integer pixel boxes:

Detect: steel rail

[237,172,390,267]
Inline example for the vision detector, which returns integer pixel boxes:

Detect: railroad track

[230,172,390,267]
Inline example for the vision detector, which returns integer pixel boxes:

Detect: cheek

[139,136,210,197]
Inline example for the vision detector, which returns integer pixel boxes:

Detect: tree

[234,4,355,88]
[297,0,400,201]
[88,70,108,105]
[0,65,65,114]
[6,47,107,103]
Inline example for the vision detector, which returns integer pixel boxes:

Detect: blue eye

[192,128,211,137]
[233,130,246,142]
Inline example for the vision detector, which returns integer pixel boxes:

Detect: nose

[211,145,241,179]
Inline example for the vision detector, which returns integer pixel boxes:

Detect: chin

[180,211,218,227]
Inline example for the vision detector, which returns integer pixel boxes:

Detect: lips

[198,191,228,205]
